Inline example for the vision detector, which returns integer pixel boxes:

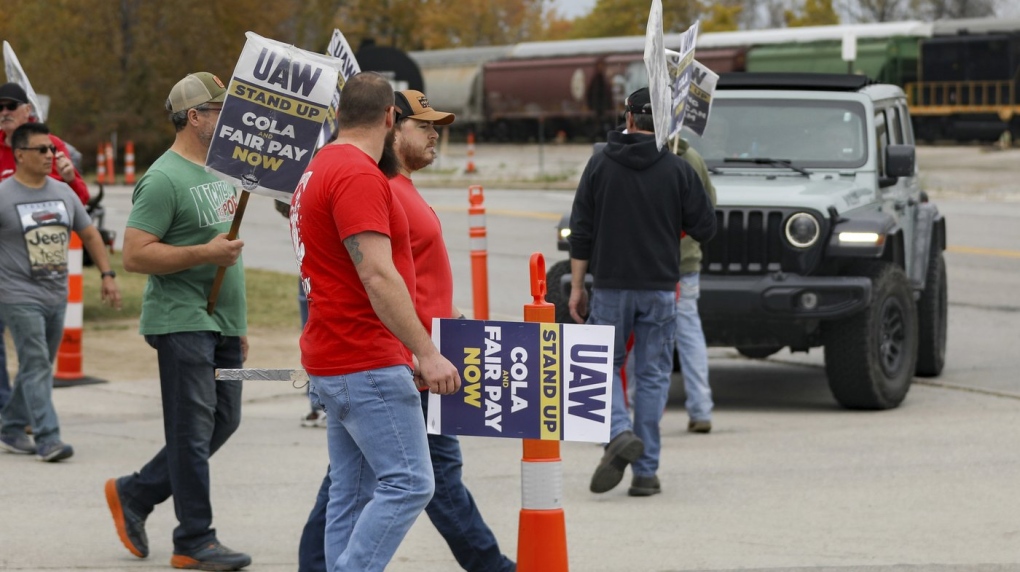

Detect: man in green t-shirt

[103,72,252,572]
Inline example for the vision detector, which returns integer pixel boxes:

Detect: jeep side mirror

[885,144,915,179]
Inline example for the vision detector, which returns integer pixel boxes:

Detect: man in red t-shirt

[289,72,460,572]
[297,90,516,572]
[0,83,90,204]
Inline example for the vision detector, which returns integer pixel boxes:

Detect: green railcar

[746,36,921,86]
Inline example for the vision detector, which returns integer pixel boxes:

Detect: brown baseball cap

[166,72,227,113]
[394,90,454,125]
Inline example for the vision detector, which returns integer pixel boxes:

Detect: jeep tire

[736,346,782,359]
[822,263,918,410]
[545,260,574,324]
[915,249,948,377]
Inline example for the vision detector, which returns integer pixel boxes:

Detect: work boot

[628,474,661,497]
[589,430,644,493]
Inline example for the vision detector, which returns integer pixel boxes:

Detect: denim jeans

[588,288,676,477]
[0,303,66,446]
[0,318,11,410]
[117,331,243,552]
[297,281,321,412]
[309,365,434,572]
[676,273,712,422]
[298,390,515,572]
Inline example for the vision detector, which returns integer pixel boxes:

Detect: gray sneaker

[0,432,35,454]
[589,430,644,493]
[105,477,149,558]
[36,440,74,462]
[171,541,251,570]
[628,474,661,497]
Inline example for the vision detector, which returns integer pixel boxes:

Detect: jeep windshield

[687,99,868,170]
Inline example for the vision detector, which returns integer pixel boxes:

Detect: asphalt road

[35,152,1020,571]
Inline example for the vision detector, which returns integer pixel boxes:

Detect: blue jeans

[297,281,321,412]
[675,273,712,422]
[309,365,434,572]
[297,390,515,572]
[0,303,66,446]
[0,318,11,410]
[588,288,676,477]
[117,331,243,551]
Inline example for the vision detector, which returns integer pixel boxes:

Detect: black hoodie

[568,130,716,291]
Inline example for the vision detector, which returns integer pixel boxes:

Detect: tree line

[0,0,1009,169]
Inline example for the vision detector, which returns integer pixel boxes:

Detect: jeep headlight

[559,227,571,240]
[784,212,820,248]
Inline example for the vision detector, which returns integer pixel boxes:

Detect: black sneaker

[171,541,251,570]
[628,474,662,497]
[589,430,644,493]
[36,440,73,462]
[105,477,149,558]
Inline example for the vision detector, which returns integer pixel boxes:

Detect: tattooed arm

[344,232,461,394]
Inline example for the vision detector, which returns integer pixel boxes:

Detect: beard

[377,129,400,179]
[397,137,435,173]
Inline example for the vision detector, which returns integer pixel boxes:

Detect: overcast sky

[551,0,597,18]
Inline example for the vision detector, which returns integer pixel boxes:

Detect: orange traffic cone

[96,143,107,184]
[465,130,477,174]
[124,141,136,184]
[53,233,107,388]
[517,253,569,572]
[105,141,115,185]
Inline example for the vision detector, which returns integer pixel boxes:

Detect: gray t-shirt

[0,176,91,305]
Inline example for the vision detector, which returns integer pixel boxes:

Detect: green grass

[83,251,300,329]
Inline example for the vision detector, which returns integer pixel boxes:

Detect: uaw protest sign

[317,28,360,149]
[682,59,719,137]
[206,32,346,201]
[428,319,615,443]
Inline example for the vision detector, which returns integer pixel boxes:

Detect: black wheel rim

[879,296,907,376]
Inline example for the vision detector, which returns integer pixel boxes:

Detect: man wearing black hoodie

[568,87,716,497]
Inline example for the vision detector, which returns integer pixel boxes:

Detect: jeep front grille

[702,208,826,275]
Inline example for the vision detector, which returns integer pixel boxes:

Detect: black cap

[0,83,28,104]
[625,87,652,115]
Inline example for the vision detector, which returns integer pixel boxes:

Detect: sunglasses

[18,144,57,155]
[0,101,23,112]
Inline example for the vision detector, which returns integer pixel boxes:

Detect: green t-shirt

[127,150,246,336]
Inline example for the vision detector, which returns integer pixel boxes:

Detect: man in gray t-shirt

[0,122,120,462]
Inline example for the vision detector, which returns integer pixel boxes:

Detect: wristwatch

[100,270,117,279]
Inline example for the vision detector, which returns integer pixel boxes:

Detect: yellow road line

[948,245,1020,259]
[433,205,562,221]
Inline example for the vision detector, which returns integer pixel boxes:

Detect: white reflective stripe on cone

[521,460,563,510]
[469,237,487,251]
[468,213,486,228]
[64,302,83,329]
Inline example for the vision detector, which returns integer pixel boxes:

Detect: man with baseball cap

[105,71,251,571]
[296,89,515,572]
[569,86,716,497]
[0,83,93,413]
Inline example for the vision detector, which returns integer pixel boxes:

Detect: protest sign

[317,28,360,149]
[681,59,719,137]
[3,41,46,122]
[643,0,670,150]
[205,32,345,202]
[428,319,615,443]
[666,23,699,140]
